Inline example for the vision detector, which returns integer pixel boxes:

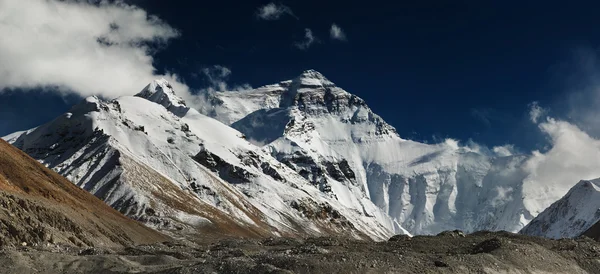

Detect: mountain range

[3,70,599,240]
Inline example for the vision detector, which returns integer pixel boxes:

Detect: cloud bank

[0,0,188,98]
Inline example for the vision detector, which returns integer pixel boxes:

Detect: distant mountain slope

[521,179,600,239]
[583,220,600,241]
[0,139,167,247]
[4,79,405,240]
[206,70,572,235]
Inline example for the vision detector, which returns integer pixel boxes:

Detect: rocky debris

[434,260,449,267]
[388,234,411,242]
[0,232,598,273]
[471,238,502,254]
[289,199,354,229]
[437,230,466,238]
[262,237,304,247]
[291,243,329,255]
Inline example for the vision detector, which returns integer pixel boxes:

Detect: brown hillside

[0,139,167,247]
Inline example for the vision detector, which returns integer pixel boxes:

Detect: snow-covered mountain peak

[206,70,374,126]
[136,79,189,116]
[291,69,335,88]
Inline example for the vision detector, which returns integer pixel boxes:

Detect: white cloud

[0,0,189,98]
[330,23,346,41]
[295,28,317,50]
[521,117,600,215]
[449,111,600,218]
[528,101,546,123]
[492,144,517,157]
[256,3,296,20]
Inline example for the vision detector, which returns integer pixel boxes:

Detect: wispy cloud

[528,101,546,123]
[184,65,252,117]
[0,0,189,98]
[256,3,296,20]
[200,65,251,93]
[295,28,317,50]
[330,23,347,41]
[493,144,517,157]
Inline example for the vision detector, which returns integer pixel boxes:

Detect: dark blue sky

[2,1,600,151]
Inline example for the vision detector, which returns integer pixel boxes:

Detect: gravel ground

[0,231,599,274]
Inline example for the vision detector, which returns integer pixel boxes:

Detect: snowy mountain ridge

[521,179,600,239]
[4,77,407,240]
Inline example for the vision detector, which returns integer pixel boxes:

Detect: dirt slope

[0,139,167,248]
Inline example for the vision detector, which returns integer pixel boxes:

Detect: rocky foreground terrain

[0,231,598,274]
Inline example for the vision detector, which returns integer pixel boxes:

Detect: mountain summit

[136,79,189,116]
[292,69,336,87]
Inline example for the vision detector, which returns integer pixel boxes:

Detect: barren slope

[0,139,167,247]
